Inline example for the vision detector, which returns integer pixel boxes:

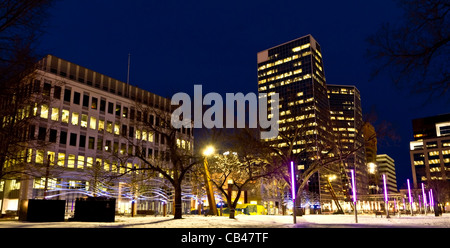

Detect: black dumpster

[20,199,66,222]
[73,197,116,222]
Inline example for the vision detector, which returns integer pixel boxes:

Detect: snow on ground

[1,213,449,228]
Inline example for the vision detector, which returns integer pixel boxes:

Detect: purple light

[350,169,356,203]
[430,189,434,207]
[421,183,427,207]
[429,191,432,207]
[383,174,388,203]
[407,179,412,204]
[290,161,296,200]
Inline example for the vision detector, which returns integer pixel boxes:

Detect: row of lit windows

[273,113,316,124]
[258,72,311,85]
[330,116,355,121]
[36,105,156,141]
[24,148,157,172]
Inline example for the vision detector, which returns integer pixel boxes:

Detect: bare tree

[119,102,202,219]
[0,0,54,180]
[366,0,449,98]
[207,129,279,219]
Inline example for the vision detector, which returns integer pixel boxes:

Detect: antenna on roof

[126,53,131,97]
[127,53,131,85]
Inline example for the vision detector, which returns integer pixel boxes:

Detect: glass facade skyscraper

[257,34,334,208]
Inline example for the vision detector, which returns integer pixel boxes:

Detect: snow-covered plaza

[1,213,449,228]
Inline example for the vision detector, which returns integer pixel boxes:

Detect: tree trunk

[229,208,236,219]
[173,183,183,219]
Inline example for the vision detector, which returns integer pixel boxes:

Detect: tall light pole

[350,169,358,223]
[203,146,218,216]
[290,161,296,224]
[421,183,427,215]
[407,179,413,215]
[383,174,390,218]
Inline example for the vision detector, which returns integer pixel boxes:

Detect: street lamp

[290,161,296,224]
[350,169,358,223]
[383,174,390,218]
[203,146,218,216]
[421,183,427,215]
[407,179,413,215]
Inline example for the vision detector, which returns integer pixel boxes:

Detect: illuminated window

[61,109,69,123]
[78,155,85,169]
[148,131,154,142]
[57,153,65,166]
[142,131,147,141]
[68,154,76,168]
[87,157,94,167]
[35,150,44,164]
[136,129,141,139]
[47,151,55,165]
[40,105,48,119]
[429,151,440,156]
[81,114,88,128]
[106,121,113,133]
[114,123,120,135]
[71,112,79,126]
[104,160,110,171]
[98,120,104,131]
[90,116,97,130]
[51,108,59,121]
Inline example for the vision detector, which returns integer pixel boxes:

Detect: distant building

[327,85,368,196]
[363,122,380,194]
[409,113,450,188]
[376,154,398,193]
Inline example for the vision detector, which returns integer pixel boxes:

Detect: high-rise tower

[257,34,334,208]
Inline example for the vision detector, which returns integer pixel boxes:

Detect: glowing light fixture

[383,174,388,203]
[290,161,296,200]
[421,183,427,207]
[407,179,413,215]
[407,179,412,204]
[203,146,215,156]
[350,169,356,203]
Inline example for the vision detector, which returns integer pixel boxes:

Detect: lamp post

[290,161,296,224]
[382,174,390,217]
[421,183,427,215]
[383,174,390,218]
[407,179,413,215]
[203,146,218,216]
[350,169,358,223]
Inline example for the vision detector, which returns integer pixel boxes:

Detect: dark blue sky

[38,0,449,190]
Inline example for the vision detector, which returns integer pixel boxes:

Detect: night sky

[38,0,449,190]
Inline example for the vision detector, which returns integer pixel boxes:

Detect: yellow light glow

[203,146,215,156]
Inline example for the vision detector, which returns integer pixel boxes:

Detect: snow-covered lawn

[1,213,449,228]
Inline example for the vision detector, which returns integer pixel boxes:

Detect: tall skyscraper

[327,85,368,196]
[257,34,334,208]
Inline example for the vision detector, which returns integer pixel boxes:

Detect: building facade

[376,154,398,193]
[327,84,368,197]
[257,34,347,212]
[410,113,450,188]
[0,55,194,215]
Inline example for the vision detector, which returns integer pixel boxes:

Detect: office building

[328,85,368,196]
[0,55,194,215]
[410,113,450,188]
[257,34,336,210]
[376,154,398,193]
